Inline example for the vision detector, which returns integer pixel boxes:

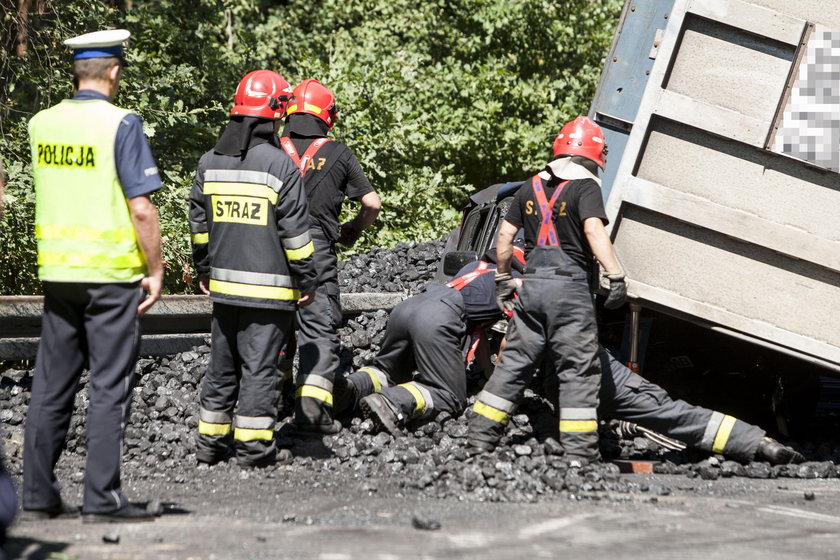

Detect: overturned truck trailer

[594,0,840,373]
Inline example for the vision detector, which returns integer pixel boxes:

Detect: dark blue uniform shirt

[73,90,162,198]
[453,261,523,327]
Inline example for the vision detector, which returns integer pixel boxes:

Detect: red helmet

[286,79,338,129]
[552,116,607,169]
[231,70,292,119]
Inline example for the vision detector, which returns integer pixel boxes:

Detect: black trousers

[347,283,468,420]
[23,281,142,513]
[598,348,765,461]
[469,247,601,461]
[198,303,293,462]
[294,229,342,426]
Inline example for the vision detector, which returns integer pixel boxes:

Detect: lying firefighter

[334,256,804,466]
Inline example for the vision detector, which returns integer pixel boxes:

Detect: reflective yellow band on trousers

[38,250,144,269]
[209,279,299,301]
[400,383,426,417]
[285,241,314,261]
[296,385,333,405]
[361,367,382,392]
[198,420,231,436]
[712,415,737,453]
[36,224,137,243]
[234,428,274,442]
[559,420,598,433]
[191,232,209,244]
[474,401,510,425]
[203,182,278,204]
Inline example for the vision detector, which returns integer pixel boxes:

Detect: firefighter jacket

[189,143,318,310]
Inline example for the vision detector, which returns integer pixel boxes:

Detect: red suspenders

[531,176,569,247]
[447,261,494,367]
[279,137,332,176]
[446,260,493,290]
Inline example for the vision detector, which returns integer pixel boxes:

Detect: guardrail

[0,293,405,360]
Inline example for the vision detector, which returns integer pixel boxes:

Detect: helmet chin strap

[538,157,602,186]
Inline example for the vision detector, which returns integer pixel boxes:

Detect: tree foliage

[0,0,622,294]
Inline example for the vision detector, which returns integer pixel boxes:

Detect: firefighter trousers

[198,303,292,464]
[469,247,601,461]
[343,283,468,423]
[293,229,342,427]
[24,281,142,513]
[598,348,765,461]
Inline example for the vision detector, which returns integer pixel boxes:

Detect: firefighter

[190,70,318,467]
[279,79,381,434]
[467,116,626,464]
[486,334,802,465]
[595,348,804,465]
[333,248,525,435]
[23,29,163,523]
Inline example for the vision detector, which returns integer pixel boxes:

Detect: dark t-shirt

[73,90,162,199]
[452,260,522,327]
[504,175,608,272]
[280,116,375,240]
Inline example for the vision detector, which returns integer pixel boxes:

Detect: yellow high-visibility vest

[29,99,146,282]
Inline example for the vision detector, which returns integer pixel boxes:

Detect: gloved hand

[495,272,518,313]
[603,272,626,310]
[337,222,362,246]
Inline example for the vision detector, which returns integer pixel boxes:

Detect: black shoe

[237,449,277,469]
[82,503,156,524]
[755,437,805,465]
[294,419,343,435]
[465,439,495,456]
[196,448,231,465]
[21,501,79,521]
[359,394,403,437]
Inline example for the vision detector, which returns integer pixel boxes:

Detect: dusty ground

[6,457,840,560]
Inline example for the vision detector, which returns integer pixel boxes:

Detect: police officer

[279,79,381,434]
[23,29,163,523]
[467,116,626,464]
[333,249,525,435]
[190,70,318,467]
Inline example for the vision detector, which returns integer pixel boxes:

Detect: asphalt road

[6,470,840,560]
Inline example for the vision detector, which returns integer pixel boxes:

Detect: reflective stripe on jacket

[189,144,317,310]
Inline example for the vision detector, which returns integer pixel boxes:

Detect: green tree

[0,0,622,295]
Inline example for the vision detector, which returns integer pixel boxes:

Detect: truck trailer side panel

[603,0,840,370]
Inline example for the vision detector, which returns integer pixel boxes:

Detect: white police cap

[64,29,131,60]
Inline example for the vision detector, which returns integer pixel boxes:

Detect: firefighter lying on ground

[334,257,804,466]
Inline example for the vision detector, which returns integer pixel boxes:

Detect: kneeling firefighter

[332,248,525,435]
[189,70,318,467]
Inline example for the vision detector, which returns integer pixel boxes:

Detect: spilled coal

[2,239,839,504]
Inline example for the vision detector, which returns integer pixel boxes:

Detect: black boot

[359,394,403,437]
[755,437,805,465]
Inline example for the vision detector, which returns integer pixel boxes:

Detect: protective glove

[495,272,518,313]
[337,222,362,246]
[603,272,627,310]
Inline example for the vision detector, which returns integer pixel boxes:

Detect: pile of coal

[2,238,840,502]
[338,241,444,295]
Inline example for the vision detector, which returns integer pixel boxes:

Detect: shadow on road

[3,536,69,560]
